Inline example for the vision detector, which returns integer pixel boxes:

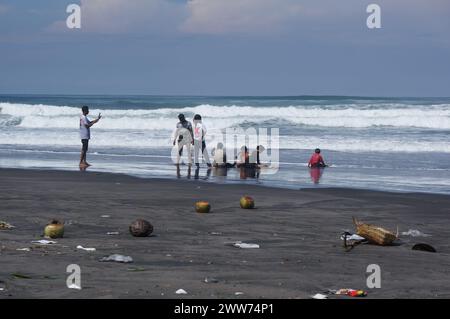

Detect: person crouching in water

[79,105,101,168]
[173,113,193,165]
[308,148,327,168]
[212,142,236,168]
[193,114,211,167]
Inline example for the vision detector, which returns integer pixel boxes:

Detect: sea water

[0,95,449,194]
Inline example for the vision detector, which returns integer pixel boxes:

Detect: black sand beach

[1,168,450,299]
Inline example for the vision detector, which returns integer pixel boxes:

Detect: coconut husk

[129,219,153,237]
[353,217,398,246]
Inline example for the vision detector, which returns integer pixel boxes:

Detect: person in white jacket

[172,114,193,165]
[192,114,211,167]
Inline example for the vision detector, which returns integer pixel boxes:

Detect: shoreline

[2,165,450,197]
[1,167,450,298]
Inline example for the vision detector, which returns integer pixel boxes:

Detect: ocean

[0,94,449,194]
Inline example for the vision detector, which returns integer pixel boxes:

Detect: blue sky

[0,0,449,96]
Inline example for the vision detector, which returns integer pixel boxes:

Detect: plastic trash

[77,245,96,252]
[99,254,133,263]
[312,293,328,299]
[336,289,367,297]
[401,229,430,237]
[235,292,244,296]
[31,240,57,245]
[0,221,15,230]
[232,241,260,249]
[340,233,365,241]
[107,232,120,235]
[100,215,110,218]
[176,289,187,295]
[16,248,31,251]
[204,277,219,283]
[68,283,81,290]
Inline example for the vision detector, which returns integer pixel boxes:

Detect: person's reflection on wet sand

[176,164,192,179]
[239,166,260,180]
[309,167,324,184]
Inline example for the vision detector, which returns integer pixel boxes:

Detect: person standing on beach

[193,114,211,167]
[79,105,101,167]
[173,114,193,165]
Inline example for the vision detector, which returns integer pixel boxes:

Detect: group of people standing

[79,106,327,171]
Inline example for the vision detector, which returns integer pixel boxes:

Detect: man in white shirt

[172,113,193,165]
[79,105,101,167]
[192,114,211,167]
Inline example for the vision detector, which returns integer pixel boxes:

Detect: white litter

[312,293,328,299]
[100,254,133,263]
[31,240,57,245]
[235,292,244,296]
[0,288,4,291]
[341,234,365,241]
[401,229,430,237]
[176,289,187,295]
[233,241,260,249]
[107,232,120,235]
[101,215,110,218]
[77,245,96,252]
[16,248,31,251]
[68,284,81,290]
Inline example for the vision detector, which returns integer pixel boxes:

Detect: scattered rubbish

[341,231,368,251]
[311,293,328,299]
[31,240,57,245]
[129,219,153,237]
[127,267,149,272]
[44,220,64,239]
[68,283,81,290]
[235,292,244,296]
[209,232,222,236]
[232,241,260,249]
[195,201,211,214]
[240,196,255,209]
[412,243,436,253]
[340,233,365,241]
[0,288,4,291]
[336,289,367,297]
[76,245,96,252]
[107,232,120,235]
[99,254,133,263]
[0,221,15,230]
[101,215,110,218]
[12,273,32,279]
[402,229,430,237]
[176,289,187,295]
[16,248,31,252]
[353,217,398,246]
[204,277,219,283]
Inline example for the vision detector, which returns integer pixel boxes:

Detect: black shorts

[81,139,89,152]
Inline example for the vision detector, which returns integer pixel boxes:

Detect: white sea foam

[1,102,450,130]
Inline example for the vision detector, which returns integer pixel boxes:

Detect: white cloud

[180,0,303,35]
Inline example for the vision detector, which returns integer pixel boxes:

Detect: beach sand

[1,168,450,299]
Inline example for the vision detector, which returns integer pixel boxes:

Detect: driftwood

[353,217,398,246]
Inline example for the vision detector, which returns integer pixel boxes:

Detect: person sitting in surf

[308,148,327,168]
[211,142,236,168]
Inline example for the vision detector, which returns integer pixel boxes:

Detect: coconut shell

[240,196,255,209]
[129,219,153,237]
[195,201,211,213]
[44,220,64,238]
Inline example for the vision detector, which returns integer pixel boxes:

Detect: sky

[0,0,449,96]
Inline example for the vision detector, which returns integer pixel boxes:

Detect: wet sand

[1,168,450,299]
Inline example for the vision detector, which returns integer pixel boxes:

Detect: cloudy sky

[0,0,449,96]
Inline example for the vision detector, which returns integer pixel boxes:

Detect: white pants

[194,140,210,165]
[177,141,192,164]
